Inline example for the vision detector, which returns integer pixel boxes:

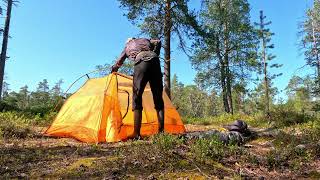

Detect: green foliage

[191,136,225,161]
[184,117,212,126]
[0,100,18,111]
[191,135,243,162]
[299,0,320,82]
[298,0,320,95]
[0,112,33,139]
[172,74,223,117]
[265,149,289,169]
[288,120,320,145]
[266,133,314,170]
[268,104,316,128]
[183,113,261,127]
[263,121,320,170]
[191,0,258,113]
[152,133,184,151]
[0,110,58,139]
[285,75,314,112]
[254,10,278,71]
[118,0,198,46]
[42,111,58,125]
[1,79,64,120]
[247,80,279,114]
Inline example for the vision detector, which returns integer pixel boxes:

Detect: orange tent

[44,73,186,143]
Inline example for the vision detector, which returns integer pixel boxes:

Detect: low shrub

[24,105,54,118]
[152,133,184,151]
[273,131,298,147]
[182,107,318,129]
[265,146,312,170]
[183,117,212,125]
[0,112,33,139]
[191,135,226,161]
[183,113,259,127]
[266,149,289,169]
[0,100,18,112]
[268,106,316,128]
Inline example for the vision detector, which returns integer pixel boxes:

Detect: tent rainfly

[44,73,186,143]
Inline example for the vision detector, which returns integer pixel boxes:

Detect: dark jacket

[115,38,161,67]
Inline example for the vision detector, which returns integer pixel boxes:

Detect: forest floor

[0,123,320,179]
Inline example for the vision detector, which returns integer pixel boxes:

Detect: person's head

[126,37,136,44]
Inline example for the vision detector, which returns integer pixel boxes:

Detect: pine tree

[17,85,29,109]
[30,79,50,107]
[254,10,282,117]
[37,79,49,93]
[0,0,15,99]
[300,0,320,95]
[51,79,64,97]
[191,0,258,114]
[286,75,313,112]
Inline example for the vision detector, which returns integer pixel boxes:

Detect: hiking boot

[157,109,164,133]
[132,110,142,138]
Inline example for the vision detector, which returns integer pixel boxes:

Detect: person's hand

[111,64,119,73]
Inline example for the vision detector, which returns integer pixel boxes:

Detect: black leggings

[132,58,164,111]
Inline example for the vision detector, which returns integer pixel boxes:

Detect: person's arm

[150,39,161,56]
[115,48,127,67]
[111,48,127,73]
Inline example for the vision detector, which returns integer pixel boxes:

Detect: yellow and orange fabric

[44,73,186,143]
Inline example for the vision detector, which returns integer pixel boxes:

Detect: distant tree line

[1,79,64,116]
[172,73,319,118]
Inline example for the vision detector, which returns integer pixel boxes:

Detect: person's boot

[157,109,164,133]
[131,110,142,140]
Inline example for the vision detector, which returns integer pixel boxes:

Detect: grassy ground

[0,113,320,179]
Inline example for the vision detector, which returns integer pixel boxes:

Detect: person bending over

[111,37,164,139]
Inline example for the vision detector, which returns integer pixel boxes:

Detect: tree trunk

[262,35,270,116]
[260,11,270,117]
[216,35,230,113]
[164,0,172,99]
[223,21,233,114]
[220,60,229,113]
[263,60,270,116]
[226,61,233,114]
[312,20,320,91]
[0,0,13,99]
[239,91,244,113]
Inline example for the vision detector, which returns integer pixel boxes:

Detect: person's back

[114,38,161,66]
[125,38,152,61]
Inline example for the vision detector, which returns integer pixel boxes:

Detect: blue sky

[6,0,314,96]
